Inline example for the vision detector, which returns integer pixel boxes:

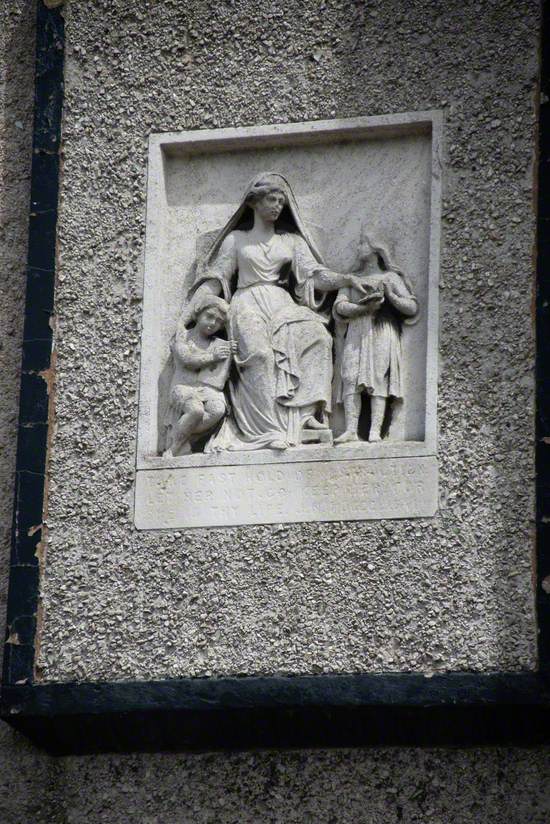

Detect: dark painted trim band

[2,2,64,688]
[3,672,550,754]
[537,0,550,673]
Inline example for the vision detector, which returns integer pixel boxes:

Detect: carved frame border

[135,113,441,530]
[1,1,550,754]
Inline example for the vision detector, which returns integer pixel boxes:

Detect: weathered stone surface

[136,114,440,526]
[136,456,438,529]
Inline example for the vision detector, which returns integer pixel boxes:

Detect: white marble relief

[135,113,441,526]
[163,173,419,456]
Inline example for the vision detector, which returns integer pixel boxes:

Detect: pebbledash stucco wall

[2,3,550,824]
[37,0,538,683]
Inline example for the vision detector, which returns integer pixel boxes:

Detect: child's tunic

[165,332,230,425]
[334,271,411,400]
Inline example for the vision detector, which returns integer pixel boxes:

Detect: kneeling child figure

[163,294,237,457]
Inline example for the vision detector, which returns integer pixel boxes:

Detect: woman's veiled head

[245,176,287,207]
[203,170,324,266]
[244,175,288,224]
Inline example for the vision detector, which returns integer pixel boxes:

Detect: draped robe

[199,230,333,451]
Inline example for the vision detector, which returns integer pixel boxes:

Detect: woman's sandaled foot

[303,415,329,431]
[172,441,192,456]
[334,430,359,444]
[270,439,289,450]
[368,433,382,443]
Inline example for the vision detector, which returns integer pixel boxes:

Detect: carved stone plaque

[135,112,441,528]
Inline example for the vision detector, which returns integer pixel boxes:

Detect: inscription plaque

[135,457,438,529]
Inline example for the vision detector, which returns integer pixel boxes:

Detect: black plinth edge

[2,672,550,754]
[2,0,550,755]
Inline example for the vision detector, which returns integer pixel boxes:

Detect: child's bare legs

[191,397,226,435]
[164,395,226,457]
[168,398,205,456]
[334,391,361,444]
[171,397,226,455]
[335,392,387,443]
[369,396,386,442]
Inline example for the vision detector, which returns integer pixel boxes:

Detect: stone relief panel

[136,113,441,527]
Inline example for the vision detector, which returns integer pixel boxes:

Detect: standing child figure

[333,231,418,444]
[163,294,237,457]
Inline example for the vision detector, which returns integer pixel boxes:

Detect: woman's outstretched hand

[347,275,370,295]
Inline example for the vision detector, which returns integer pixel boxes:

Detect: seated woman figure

[184,172,368,452]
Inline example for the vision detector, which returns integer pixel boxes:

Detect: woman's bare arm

[313,270,372,295]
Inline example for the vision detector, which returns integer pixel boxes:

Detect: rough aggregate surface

[28,747,550,824]
[37,0,540,681]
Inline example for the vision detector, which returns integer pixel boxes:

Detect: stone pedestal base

[301,428,333,445]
